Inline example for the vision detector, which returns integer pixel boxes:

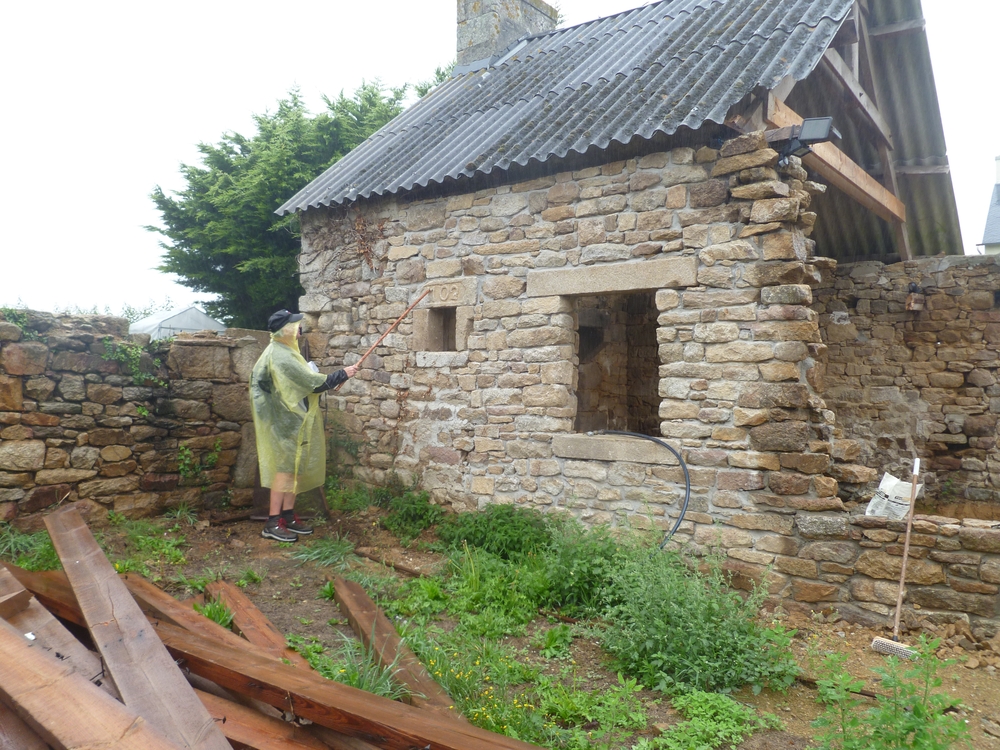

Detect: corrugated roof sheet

[985,185,1000,245]
[277,0,853,214]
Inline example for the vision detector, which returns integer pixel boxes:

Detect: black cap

[267,309,304,333]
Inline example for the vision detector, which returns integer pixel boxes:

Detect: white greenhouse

[129,306,226,340]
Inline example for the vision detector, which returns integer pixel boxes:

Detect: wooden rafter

[821,48,893,148]
[854,1,912,259]
[869,18,925,39]
[765,94,906,225]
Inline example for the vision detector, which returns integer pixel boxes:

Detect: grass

[288,633,409,701]
[290,535,355,568]
[0,524,60,571]
[194,597,234,629]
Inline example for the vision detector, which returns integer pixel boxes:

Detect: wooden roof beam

[869,18,926,39]
[766,94,906,225]
[821,48,893,149]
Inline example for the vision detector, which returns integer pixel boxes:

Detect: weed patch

[288,633,409,701]
[290,536,354,568]
[0,525,60,571]
[383,491,442,543]
[812,637,969,750]
[194,597,234,628]
[635,690,780,749]
[437,504,551,560]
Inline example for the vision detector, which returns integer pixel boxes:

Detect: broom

[870,457,920,659]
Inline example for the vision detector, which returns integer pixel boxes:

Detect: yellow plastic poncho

[250,324,329,494]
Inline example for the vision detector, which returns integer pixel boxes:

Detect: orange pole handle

[332,288,432,391]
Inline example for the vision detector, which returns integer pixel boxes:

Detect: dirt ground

[155,507,1000,749]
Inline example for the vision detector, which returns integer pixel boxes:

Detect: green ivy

[100,337,166,387]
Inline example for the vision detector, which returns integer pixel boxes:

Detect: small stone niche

[415,307,457,351]
[574,292,659,436]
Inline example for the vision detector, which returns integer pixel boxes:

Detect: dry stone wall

[298,130,1000,628]
[0,311,264,529]
[815,256,1000,520]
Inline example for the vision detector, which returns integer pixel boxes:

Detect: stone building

[285,0,994,624]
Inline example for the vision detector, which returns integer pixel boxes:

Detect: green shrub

[635,690,780,750]
[383,491,443,543]
[538,517,618,616]
[599,546,797,694]
[445,545,541,638]
[812,637,969,750]
[437,504,551,560]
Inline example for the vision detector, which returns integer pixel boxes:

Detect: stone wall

[0,311,263,529]
[296,130,1000,628]
[815,256,1000,520]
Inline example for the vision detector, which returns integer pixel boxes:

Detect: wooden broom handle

[892,459,920,641]
[333,288,432,391]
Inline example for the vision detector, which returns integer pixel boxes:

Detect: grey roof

[278,0,853,214]
[985,185,1000,245]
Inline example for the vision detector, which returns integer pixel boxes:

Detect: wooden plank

[821,48,893,148]
[3,563,369,747]
[868,17,925,39]
[0,589,31,620]
[5,563,543,750]
[44,508,232,750]
[0,703,48,750]
[121,573,252,653]
[205,581,313,670]
[766,95,906,224]
[0,618,182,750]
[895,164,950,175]
[195,689,328,750]
[332,576,462,718]
[0,566,120,699]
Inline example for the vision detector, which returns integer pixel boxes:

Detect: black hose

[596,430,691,548]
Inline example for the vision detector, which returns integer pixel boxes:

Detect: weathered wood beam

[205,581,313,671]
[854,5,912,259]
[821,48,893,148]
[195,689,329,750]
[7,563,545,750]
[831,4,859,47]
[0,589,31,620]
[332,575,463,718]
[869,18,926,39]
[766,95,906,224]
[0,703,48,750]
[0,618,182,750]
[725,75,798,135]
[0,566,120,699]
[45,508,233,750]
[895,164,950,175]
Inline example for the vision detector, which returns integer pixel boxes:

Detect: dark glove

[313,369,348,393]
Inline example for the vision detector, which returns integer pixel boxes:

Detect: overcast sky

[2,0,997,317]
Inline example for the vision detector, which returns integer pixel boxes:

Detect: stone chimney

[457,0,559,69]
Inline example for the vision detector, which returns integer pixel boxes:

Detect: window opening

[574,292,659,436]
[426,307,457,351]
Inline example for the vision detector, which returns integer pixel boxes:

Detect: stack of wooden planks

[0,507,543,750]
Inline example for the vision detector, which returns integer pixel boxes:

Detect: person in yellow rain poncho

[251,310,358,542]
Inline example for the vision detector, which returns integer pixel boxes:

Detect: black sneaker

[283,514,313,536]
[262,518,297,542]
